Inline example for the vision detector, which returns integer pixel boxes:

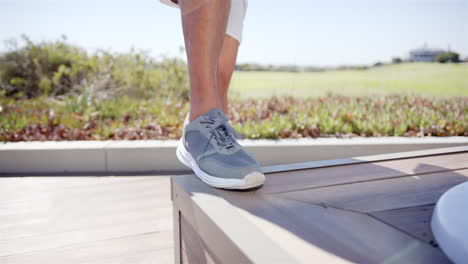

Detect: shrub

[436,52,460,63]
[392,57,402,64]
[0,35,90,98]
[373,62,383,67]
[0,35,189,101]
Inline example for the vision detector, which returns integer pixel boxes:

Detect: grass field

[1,62,467,141]
[229,63,468,98]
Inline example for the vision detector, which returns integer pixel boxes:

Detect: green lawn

[229,63,468,98]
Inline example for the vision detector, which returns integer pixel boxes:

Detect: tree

[436,52,460,63]
[373,62,383,67]
[392,57,402,64]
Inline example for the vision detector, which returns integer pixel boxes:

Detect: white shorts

[160,0,248,44]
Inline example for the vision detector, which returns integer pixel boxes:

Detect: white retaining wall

[1,137,467,174]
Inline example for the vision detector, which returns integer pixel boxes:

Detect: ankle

[189,102,220,121]
[220,96,229,117]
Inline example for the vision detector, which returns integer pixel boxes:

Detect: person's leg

[179,0,231,122]
[217,34,239,116]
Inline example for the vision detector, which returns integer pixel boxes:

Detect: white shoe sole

[176,139,265,190]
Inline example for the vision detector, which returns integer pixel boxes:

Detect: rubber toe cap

[243,171,265,188]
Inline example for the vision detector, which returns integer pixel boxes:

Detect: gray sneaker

[183,112,246,139]
[177,108,265,189]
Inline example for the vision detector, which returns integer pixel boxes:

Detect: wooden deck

[172,146,468,263]
[2,146,466,263]
[0,175,174,264]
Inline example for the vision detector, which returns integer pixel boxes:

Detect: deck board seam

[265,167,468,195]
[0,246,175,262]
[369,203,436,214]
[270,196,440,249]
[272,195,362,214]
[0,230,173,258]
[367,212,438,247]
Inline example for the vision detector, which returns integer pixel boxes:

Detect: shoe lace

[200,115,236,150]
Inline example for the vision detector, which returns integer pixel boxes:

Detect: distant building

[409,44,445,62]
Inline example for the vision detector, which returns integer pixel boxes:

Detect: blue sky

[1,0,467,66]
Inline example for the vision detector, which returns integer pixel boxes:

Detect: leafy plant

[1,95,466,141]
[436,52,460,63]
[0,35,189,101]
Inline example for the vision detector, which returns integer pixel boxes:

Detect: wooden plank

[0,180,172,242]
[0,175,156,195]
[180,214,218,264]
[0,176,173,257]
[0,194,172,239]
[1,206,173,256]
[267,197,449,263]
[276,169,468,213]
[371,205,436,244]
[262,146,468,174]
[214,190,353,263]
[172,175,294,263]
[262,152,468,194]
[0,231,173,264]
[0,176,170,210]
[213,190,448,263]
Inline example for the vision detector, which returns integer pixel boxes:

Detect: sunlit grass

[229,63,468,98]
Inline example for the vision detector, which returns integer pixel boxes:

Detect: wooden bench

[171,146,467,263]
